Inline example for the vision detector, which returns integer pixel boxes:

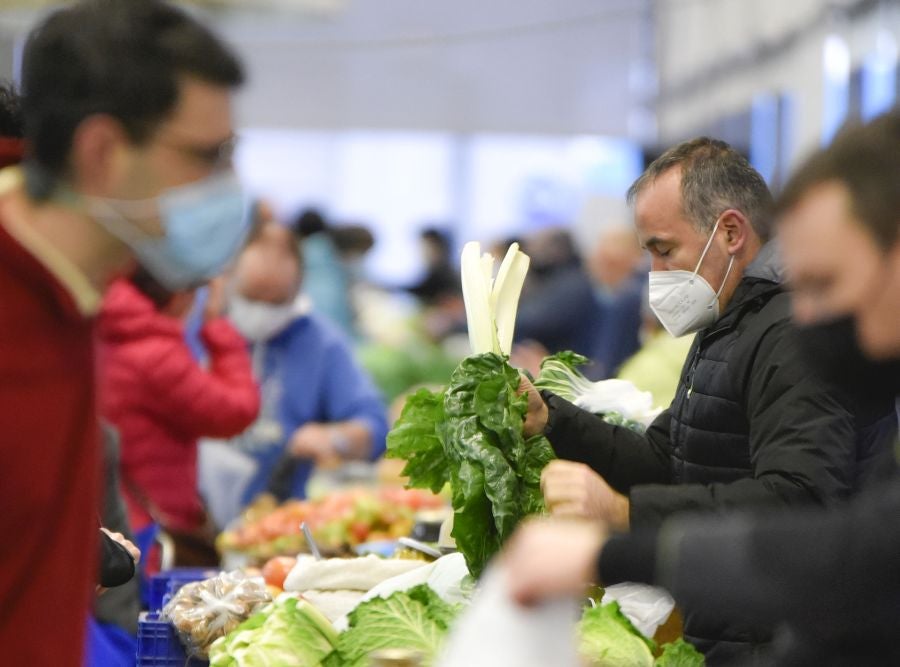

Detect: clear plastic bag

[162,570,272,658]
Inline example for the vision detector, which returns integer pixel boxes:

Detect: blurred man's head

[15,0,248,292]
[22,0,243,202]
[233,222,302,305]
[0,82,24,168]
[777,111,900,361]
[627,139,772,319]
[588,225,643,291]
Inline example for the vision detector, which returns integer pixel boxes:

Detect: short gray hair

[626,137,773,241]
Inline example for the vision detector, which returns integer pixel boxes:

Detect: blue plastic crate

[148,568,220,613]
[136,613,208,667]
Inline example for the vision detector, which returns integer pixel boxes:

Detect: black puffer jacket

[543,243,898,664]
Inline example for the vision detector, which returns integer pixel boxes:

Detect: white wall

[656,0,900,167]
[212,0,649,137]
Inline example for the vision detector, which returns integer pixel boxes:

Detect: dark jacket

[661,474,900,667]
[544,243,898,663]
[600,470,900,667]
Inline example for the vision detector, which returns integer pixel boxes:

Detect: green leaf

[654,639,705,666]
[578,602,656,667]
[385,387,449,494]
[330,584,460,667]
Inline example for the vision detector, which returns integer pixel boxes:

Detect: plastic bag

[601,582,675,639]
[162,570,272,658]
[437,565,581,667]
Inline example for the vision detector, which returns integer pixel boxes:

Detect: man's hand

[518,374,549,438]
[503,518,608,606]
[541,460,630,531]
[100,527,141,564]
[288,423,340,467]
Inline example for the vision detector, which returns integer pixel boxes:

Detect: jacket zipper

[685,324,731,399]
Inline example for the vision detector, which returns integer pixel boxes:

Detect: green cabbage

[324,584,459,667]
[208,595,338,667]
[654,638,705,666]
[386,352,556,577]
[578,602,656,667]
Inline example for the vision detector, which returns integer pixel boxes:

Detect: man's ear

[719,208,752,255]
[68,114,130,196]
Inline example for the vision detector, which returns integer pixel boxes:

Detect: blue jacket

[233,313,388,502]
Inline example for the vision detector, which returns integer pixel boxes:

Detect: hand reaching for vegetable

[288,423,341,467]
[503,517,608,606]
[517,374,549,438]
[541,460,630,531]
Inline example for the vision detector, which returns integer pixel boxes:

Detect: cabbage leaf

[324,584,459,667]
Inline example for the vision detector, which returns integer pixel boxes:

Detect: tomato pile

[216,487,445,561]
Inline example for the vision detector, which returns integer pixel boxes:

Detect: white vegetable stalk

[460,241,530,356]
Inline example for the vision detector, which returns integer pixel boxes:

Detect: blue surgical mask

[87,172,252,290]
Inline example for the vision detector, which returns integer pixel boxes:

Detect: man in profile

[0,2,247,662]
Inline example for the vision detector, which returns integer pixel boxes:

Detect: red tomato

[349,521,370,544]
[262,556,297,589]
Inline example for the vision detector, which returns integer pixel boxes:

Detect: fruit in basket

[262,556,297,589]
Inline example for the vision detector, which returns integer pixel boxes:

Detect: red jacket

[98,280,259,533]
[0,217,100,665]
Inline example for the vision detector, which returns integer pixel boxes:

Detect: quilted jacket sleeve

[140,317,260,439]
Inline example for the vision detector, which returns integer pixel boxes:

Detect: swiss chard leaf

[385,387,449,494]
[387,352,556,578]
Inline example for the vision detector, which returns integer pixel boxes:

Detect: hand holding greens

[387,353,555,578]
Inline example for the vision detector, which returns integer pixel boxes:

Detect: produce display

[216,487,446,561]
[162,571,272,659]
[148,241,706,667]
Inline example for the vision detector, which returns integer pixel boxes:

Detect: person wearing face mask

[506,110,900,667]
[518,138,897,663]
[0,2,248,663]
[97,268,259,565]
[212,221,388,516]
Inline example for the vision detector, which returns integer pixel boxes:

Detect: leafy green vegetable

[578,601,656,667]
[386,387,449,494]
[324,584,459,667]
[387,352,555,577]
[654,638,705,666]
[208,595,338,667]
[536,351,656,432]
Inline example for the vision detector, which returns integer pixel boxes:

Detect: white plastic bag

[437,565,580,667]
[601,582,675,639]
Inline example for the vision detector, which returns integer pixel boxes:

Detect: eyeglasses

[156,133,238,171]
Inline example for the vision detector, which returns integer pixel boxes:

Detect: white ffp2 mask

[648,219,735,337]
